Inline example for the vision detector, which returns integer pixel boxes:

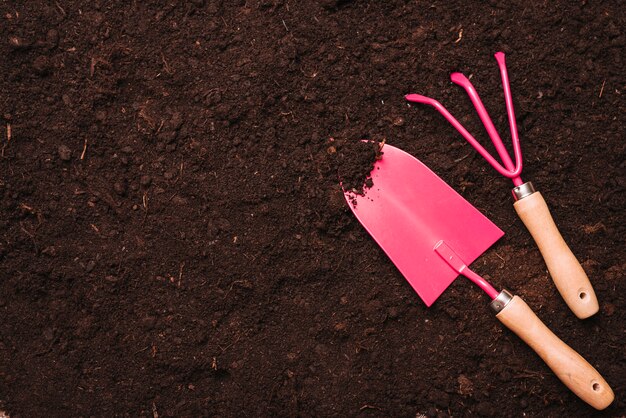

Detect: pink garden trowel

[405,52,598,319]
[343,144,613,409]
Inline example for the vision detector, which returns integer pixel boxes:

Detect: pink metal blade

[344,144,503,306]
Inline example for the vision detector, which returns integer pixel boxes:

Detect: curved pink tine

[450,72,523,186]
[494,52,523,177]
[405,93,521,180]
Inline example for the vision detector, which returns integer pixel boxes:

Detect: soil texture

[1,1,625,417]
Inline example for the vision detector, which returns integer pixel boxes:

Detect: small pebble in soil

[46,29,59,48]
[140,175,152,187]
[457,374,473,396]
[334,321,347,331]
[114,180,127,196]
[32,56,52,75]
[172,196,187,206]
[43,328,55,341]
[387,306,399,319]
[84,260,96,272]
[58,145,72,161]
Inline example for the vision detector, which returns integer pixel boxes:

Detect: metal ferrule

[489,289,513,313]
[511,181,536,201]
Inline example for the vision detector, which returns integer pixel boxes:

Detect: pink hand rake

[406,52,599,319]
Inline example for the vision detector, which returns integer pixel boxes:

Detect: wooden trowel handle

[493,292,614,410]
[513,190,598,319]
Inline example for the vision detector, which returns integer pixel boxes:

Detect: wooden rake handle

[493,292,614,410]
[513,191,599,319]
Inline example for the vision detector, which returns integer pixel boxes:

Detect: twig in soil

[218,331,246,353]
[54,1,66,17]
[19,203,35,213]
[177,262,185,287]
[134,345,150,354]
[141,192,149,224]
[599,80,606,98]
[454,152,471,163]
[80,138,88,160]
[267,377,282,405]
[360,404,381,411]
[514,369,547,381]
[138,107,157,131]
[281,19,289,32]
[279,110,297,122]
[221,280,249,299]
[19,221,38,253]
[161,52,173,75]
[32,334,60,357]
[454,28,463,44]
[89,57,110,77]
[331,241,349,273]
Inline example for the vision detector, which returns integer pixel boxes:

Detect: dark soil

[335,139,382,195]
[1,1,624,417]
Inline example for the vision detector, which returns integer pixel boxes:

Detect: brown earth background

[1,1,625,417]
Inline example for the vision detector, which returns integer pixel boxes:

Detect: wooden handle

[514,192,598,319]
[496,295,614,410]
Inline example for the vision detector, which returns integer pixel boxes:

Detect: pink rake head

[405,52,524,187]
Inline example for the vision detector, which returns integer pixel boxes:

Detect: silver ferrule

[511,181,536,201]
[489,289,513,313]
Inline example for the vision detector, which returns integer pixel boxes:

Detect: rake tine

[449,72,522,184]
[494,52,524,181]
[405,94,519,179]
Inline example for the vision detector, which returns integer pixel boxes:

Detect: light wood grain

[497,295,614,410]
[514,192,598,318]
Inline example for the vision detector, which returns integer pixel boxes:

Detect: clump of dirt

[332,139,383,195]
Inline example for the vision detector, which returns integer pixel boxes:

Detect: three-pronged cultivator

[406,52,599,319]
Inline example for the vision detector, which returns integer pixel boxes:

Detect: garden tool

[343,143,613,410]
[405,52,598,319]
